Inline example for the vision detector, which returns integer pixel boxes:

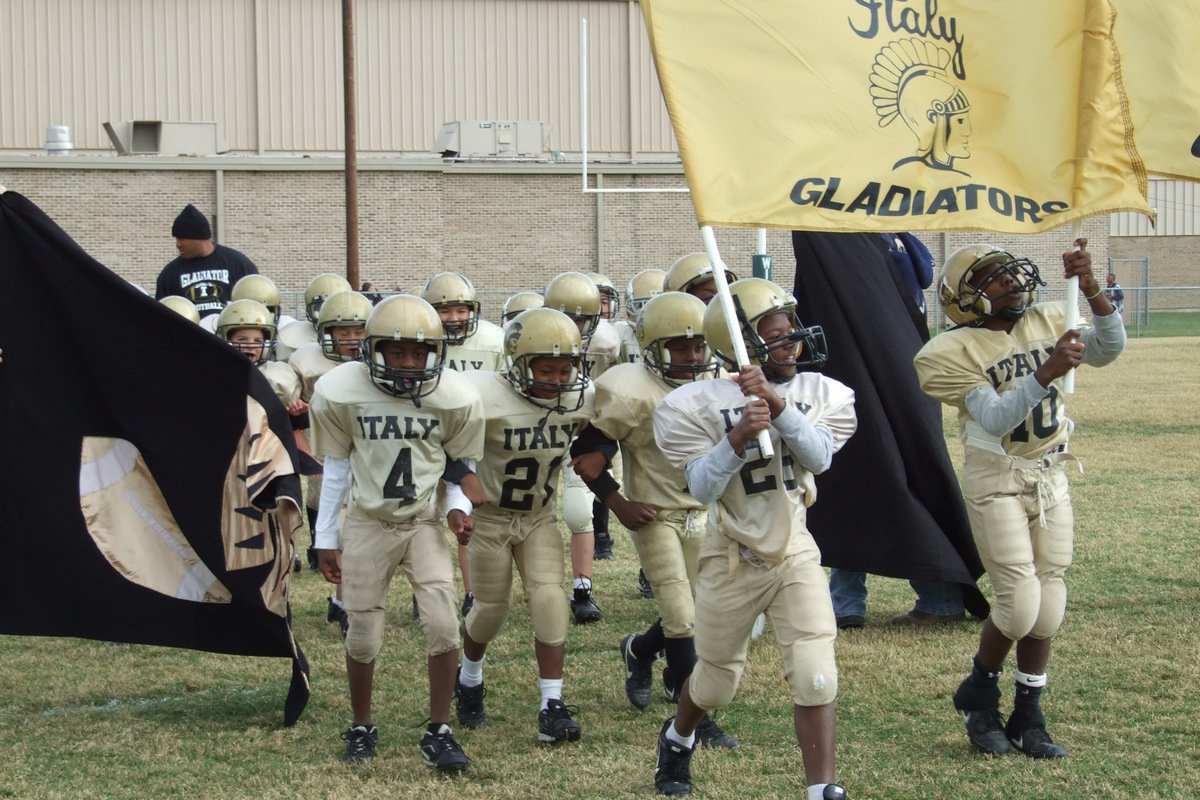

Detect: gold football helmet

[216,299,277,365]
[938,244,1043,326]
[626,268,666,322]
[503,307,586,411]
[664,253,737,298]
[231,275,282,324]
[543,271,601,341]
[160,295,200,324]
[702,278,827,372]
[304,273,353,324]
[363,295,447,402]
[421,272,481,345]
[636,292,716,386]
[587,272,621,320]
[502,291,545,323]
[317,290,374,362]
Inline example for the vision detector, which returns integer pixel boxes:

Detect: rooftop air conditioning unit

[435,120,550,159]
[103,121,227,155]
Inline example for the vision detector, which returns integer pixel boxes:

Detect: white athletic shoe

[750,613,767,641]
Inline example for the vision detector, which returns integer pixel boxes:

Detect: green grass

[1,338,1198,799]
[1124,311,1200,338]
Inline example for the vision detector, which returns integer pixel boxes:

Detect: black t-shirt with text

[155,245,259,317]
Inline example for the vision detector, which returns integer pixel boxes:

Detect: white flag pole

[701,225,774,459]
[1062,220,1083,394]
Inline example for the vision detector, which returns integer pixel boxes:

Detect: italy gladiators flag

[641,0,1153,233]
[1112,1,1200,181]
[0,192,309,726]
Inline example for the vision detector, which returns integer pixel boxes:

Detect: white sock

[328,596,344,608]
[665,720,695,749]
[573,576,591,591]
[539,678,563,710]
[807,784,828,800]
[1014,669,1048,688]
[459,654,484,687]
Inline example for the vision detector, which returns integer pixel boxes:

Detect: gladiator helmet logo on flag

[870,38,973,176]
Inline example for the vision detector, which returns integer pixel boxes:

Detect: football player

[421,271,506,617]
[915,239,1124,759]
[569,291,737,749]
[310,294,484,772]
[279,272,354,356]
[230,274,305,359]
[615,268,666,364]
[650,278,855,800]
[502,291,544,323]
[159,295,201,323]
[543,272,612,619]
[289,290,373,624]
[447,307,594,744]
[663,253,737,305]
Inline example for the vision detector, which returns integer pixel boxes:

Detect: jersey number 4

[500,456,564,511]
[382,448,417,504]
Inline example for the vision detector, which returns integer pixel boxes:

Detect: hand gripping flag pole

[701,225,775,459]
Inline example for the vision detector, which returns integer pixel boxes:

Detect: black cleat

[822,784,848,800]
[655,718,694,796]
[571,585,603,624]
[695,714,739,749]
[959,709,1014,755]
[638,569,656,599]
[420,723,470,773]
[306,546,319,572]
[835,615,865,630]
[454,669,487,729]
[461,591,475,619]
[411,594,420,622]
[538,698,582,744]
[1007,711,1068,759]
[326,597,349,639]
[293,555,302,573]
[620,634,655,709]
[594,531,614,560]
[341,724,378,763]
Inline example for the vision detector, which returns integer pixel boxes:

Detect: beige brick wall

[4,164,1196,322]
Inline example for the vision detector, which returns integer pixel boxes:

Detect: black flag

[0,191,309,725]
[792,231,989,619]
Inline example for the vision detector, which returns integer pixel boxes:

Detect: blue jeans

[828,569,964,618]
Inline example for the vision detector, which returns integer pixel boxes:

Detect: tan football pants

[632,509,704,638]
[689,534,838,709]
[464,504,570,647]
[962,447,1075,641]
[340,505,459,663]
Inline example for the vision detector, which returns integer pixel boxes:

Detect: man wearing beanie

[155,203,259,320]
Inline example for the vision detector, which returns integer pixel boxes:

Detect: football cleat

[1007,709,1068,759]
[594,531,614,561]
[419,723,470,773]
[454,669,487,730]
[654,718,695,796]
[326,597,349,639]
[571,585,603,624]
[340,724,378,763]
[461,591,475,619]
[960,709,1014,755]
[620,634,656,709]
[638,569,656,599]
[538,698,582,744]
[695,714,739,749]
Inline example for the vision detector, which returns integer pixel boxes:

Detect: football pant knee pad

[344,609,386,664]
[562,485,594,533]
[528,583,569,646]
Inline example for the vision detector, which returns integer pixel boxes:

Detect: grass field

[1123,311,1200,338]
[2,338,1197,800]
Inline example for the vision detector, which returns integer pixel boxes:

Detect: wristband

[1084,288,1104,301]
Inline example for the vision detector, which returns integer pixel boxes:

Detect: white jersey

[654,373,856,562]
[592,363,701,512]
[586,318,622,380]
[288,342,338,401]
[272,314,307,361]
[614,320,642,364]
[445,318,505,373]
[259,360,302,407]
[461,371,595,515]
[310,363,484,523]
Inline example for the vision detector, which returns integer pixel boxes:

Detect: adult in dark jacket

[792,231,989,625]
[155,204,259,319]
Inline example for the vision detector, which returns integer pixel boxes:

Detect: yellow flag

[1112,2,1200,181]
[641,0,1152,233]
